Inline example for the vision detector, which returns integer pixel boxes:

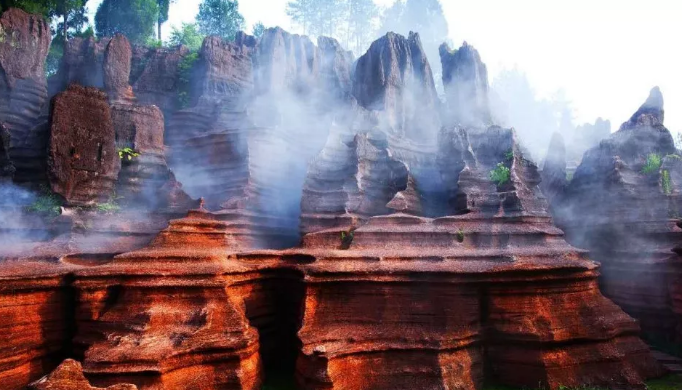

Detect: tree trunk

[158,21,162,41]
[63,14,68,47]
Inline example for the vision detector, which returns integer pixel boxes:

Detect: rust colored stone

[48,84,120,206]
[29,359,136,390]
[103,34,134,104]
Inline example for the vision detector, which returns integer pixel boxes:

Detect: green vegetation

[25,185,62,217]
[168,22,204,51]
[489,162,511,186]
[196,0,245,41]
[252,21,265,38]
[456,228,464,243]
[177,51,199,108]
[662,169,672,195]
[118,147,140,161]
[340,230,354,249]
[642,153,663,175]
[95,0,160,44]
[505,149,514,161]
[96,201,120,213]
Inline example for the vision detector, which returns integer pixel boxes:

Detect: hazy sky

[87,0,682,135]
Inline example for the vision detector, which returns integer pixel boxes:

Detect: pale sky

[87,0,682,135]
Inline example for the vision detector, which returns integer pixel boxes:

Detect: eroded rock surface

[0,8,51,183]
[103,34,134,104]
[29,359,137,390]
[48,85,119,206]
[547,87,682,346]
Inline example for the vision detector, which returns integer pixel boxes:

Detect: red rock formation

[0,8,51,184]
[48,85,120,206]
[29,359,136,390]
[130,45,190,116]
[72,209,265,390]
[50,37,111,97]
[289,124,664,390]
[548,87,682,346]
[103,35,134,104]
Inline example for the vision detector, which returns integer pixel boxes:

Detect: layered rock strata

[0,8,51,183]
[29,359,137,390]
[546,87,682,345]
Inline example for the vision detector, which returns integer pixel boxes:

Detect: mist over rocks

[544,86,682,345]
[0,6,674,389]
[439,41,492,126]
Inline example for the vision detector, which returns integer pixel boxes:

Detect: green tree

[252,21,264,38]
[196,0,245,41]
[286,0,347,38]
[348,0,377,54]
[95,0,159,44]
[168,22,204,51]
[157,0,176,40]
[0,0,52,16]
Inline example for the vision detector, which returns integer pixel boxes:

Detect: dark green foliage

[505,149,514,161]
[0,0,53,17]
[95,0,159,44]
[642,153,662,175]
[169,22,204,51]
[489,163,511,186]
[252,21,265,38]
[456,228,464,243]
[156,0,175,39]
[177,51,199,108]
[340,230,354,249]
[25,184,62,217]
[196,0,244,41]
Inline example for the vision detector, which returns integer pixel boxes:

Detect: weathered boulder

[29,359,137,390]
[440,41,492,126]
[549,87,682,344]
[48,85,120,206]
[0,8,51,183]
[103,34,134,103]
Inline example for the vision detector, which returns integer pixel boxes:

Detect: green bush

[642,153,662,175]
[96,201,120,213]
[118,147,140,161]
[178,52,199,108]
[662,169,672,195]
[25,185,62,217]
[456,229,464,243]
[489,163,511,186]
[504,149,514,161]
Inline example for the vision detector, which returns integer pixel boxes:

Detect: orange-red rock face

[29,359,137,390]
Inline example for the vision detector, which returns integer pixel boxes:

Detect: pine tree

[196,0,245,41]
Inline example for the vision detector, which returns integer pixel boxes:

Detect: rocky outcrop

[549,87,682,345]
[0,8,51,184]
[440,42,492,126]
[29,359,137,390]
[130,45,190,116]
[353,32,440,141]
[48,85,120,206]
[103,35,134,104]
[0,124,14,180]
[540,132,568,207]
[51,37,111,96]
[288,122,663,390]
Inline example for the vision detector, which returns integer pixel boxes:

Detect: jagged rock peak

[624,86,664,128]
[29,359,137,390]
[440,41,492,126]
[353,31,440,140]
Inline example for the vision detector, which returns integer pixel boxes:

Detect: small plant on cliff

[178,52,199,108]
[118,147,140,161]
[456,229,464,243]
[641,153,662,175]
[26,184,62,217]
[662,169,673,195]
[489,163,511,186]
[340,230,354,249]
[504,149,514,161]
